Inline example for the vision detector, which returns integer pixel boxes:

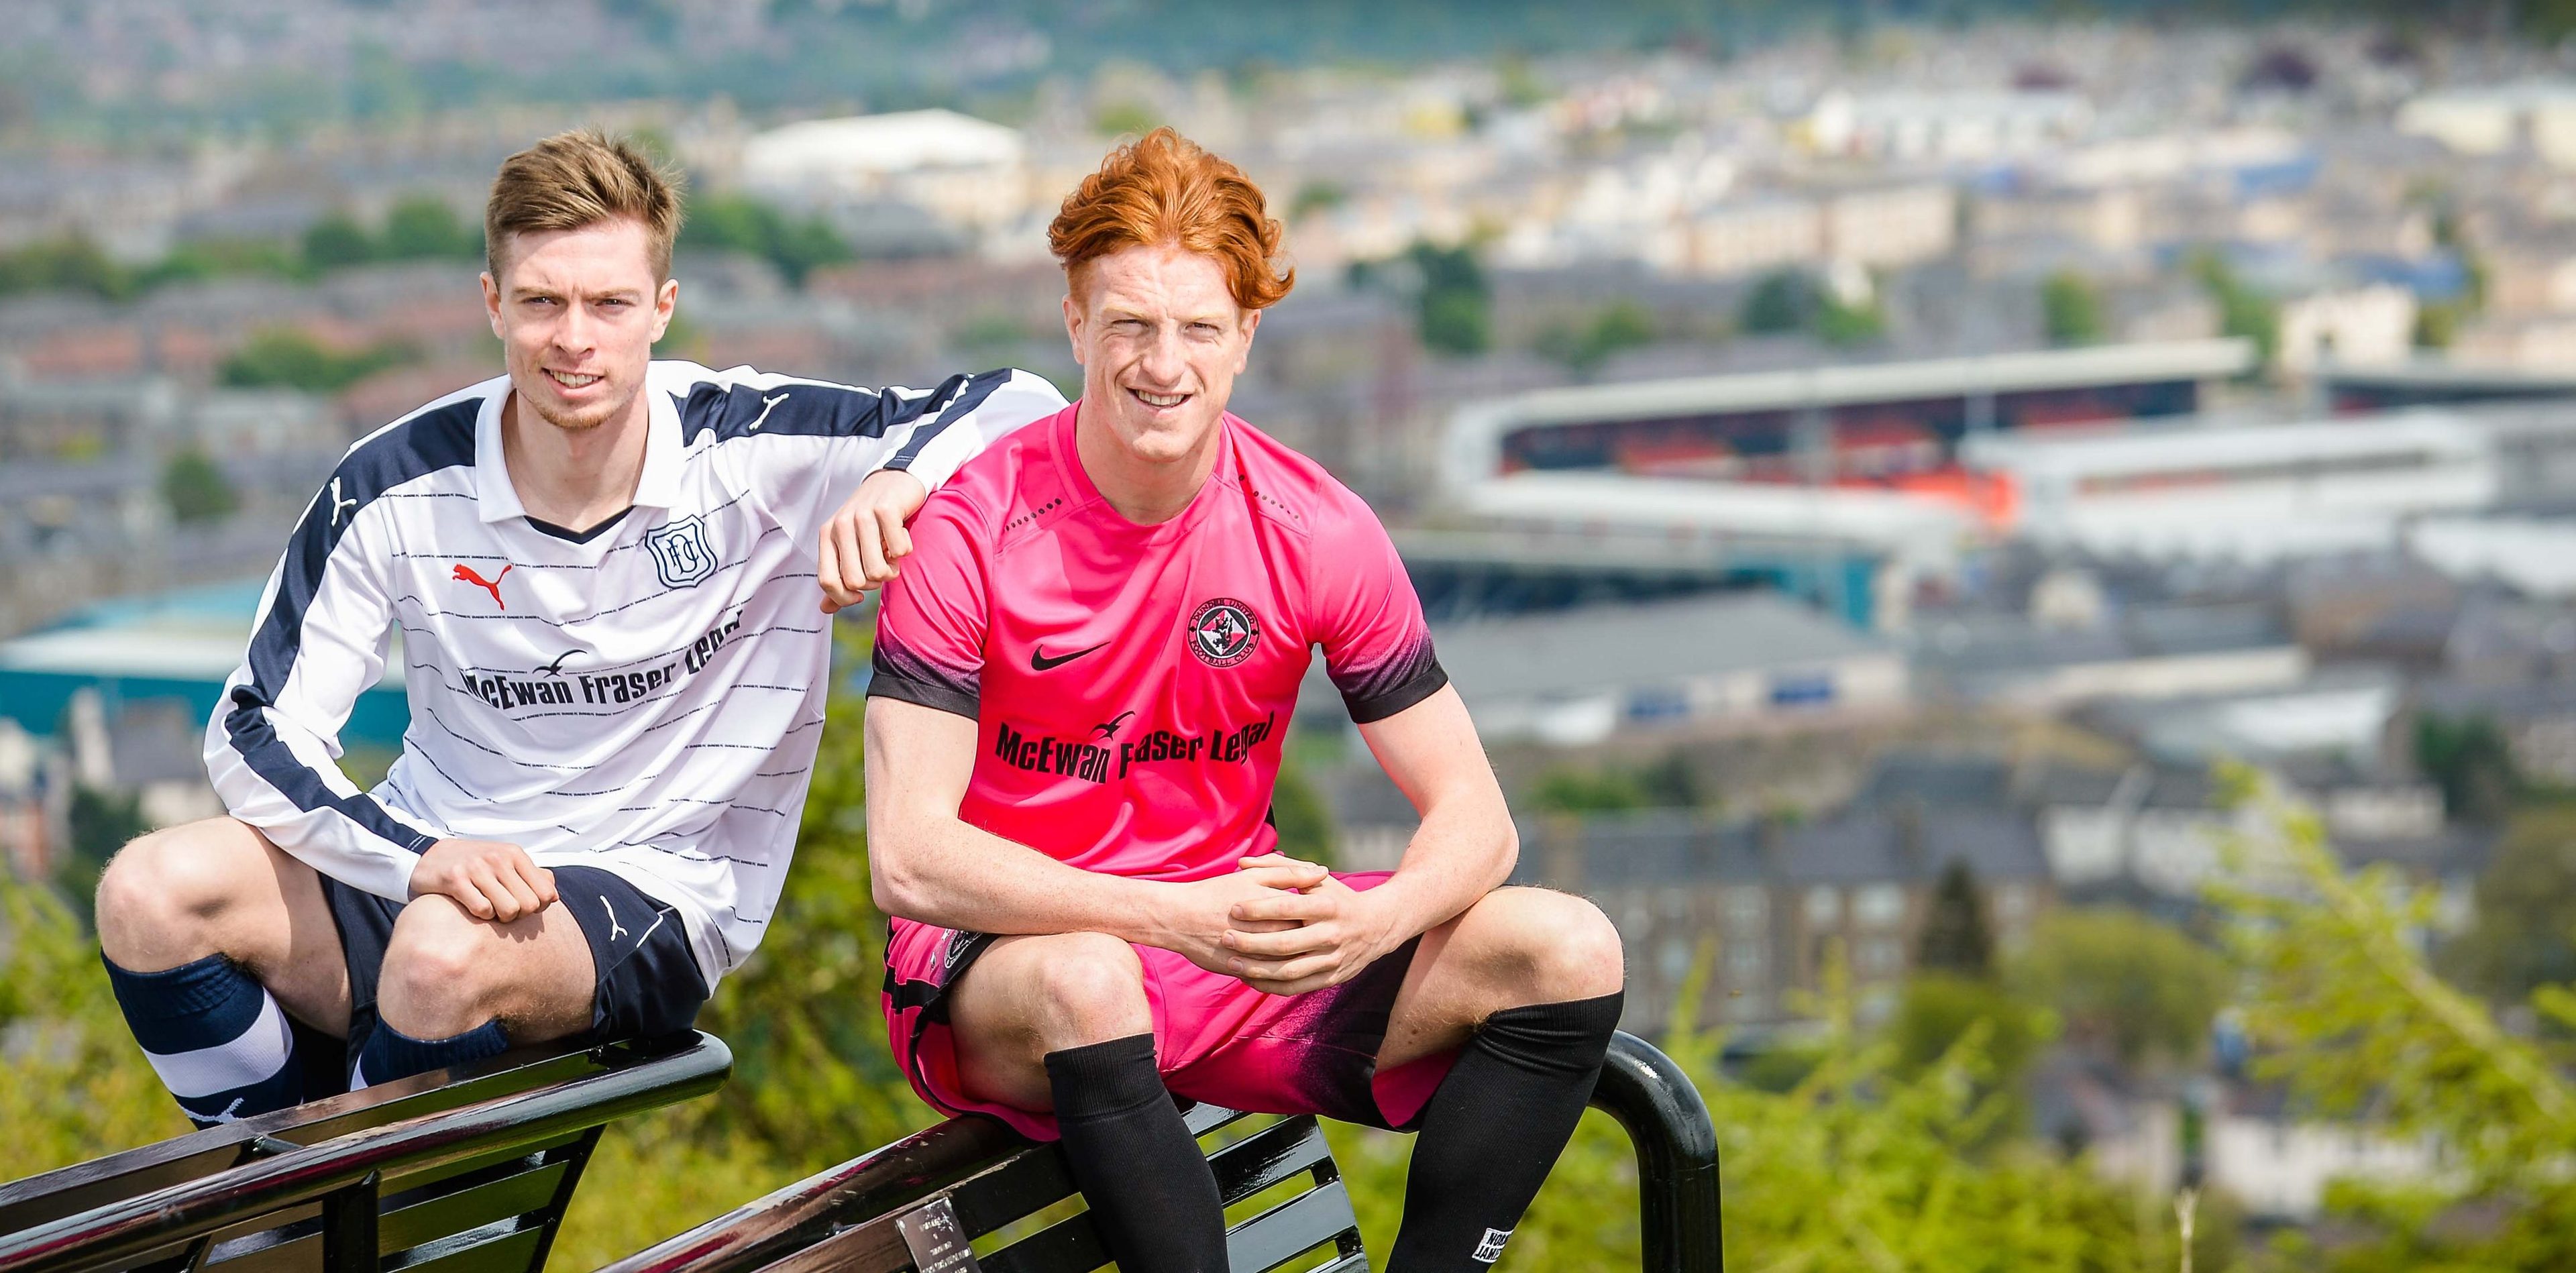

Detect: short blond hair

[484,129,684,282]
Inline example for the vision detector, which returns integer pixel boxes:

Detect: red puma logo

[451,563,513,609]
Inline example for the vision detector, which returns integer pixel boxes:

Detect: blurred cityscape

[16,0,2576,1252]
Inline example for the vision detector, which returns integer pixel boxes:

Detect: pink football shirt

[867,402,1445,880]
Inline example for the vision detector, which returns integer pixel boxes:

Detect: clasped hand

[1169,852,1395,997]
[410,838,557,923]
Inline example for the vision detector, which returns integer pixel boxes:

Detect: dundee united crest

[645,514,718,589]
[1187,598,1261,667]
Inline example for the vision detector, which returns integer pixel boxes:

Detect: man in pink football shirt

[865,129,1625,1273]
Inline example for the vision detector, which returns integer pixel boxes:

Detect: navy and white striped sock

[350,1018,508,1090]
[102,952,303,1127]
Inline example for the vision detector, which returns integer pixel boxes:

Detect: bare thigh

[944,932,1150,1113]
[1376,887,1627,1070]
[95,816,354,1036]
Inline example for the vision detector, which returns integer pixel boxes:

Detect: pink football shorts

[880,871,1458,1141]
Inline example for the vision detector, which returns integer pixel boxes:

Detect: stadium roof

[1442,338,2257,486]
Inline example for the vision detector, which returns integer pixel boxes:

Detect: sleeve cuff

[1343,660,1449,725]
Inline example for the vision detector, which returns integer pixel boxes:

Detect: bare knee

[377,897,511,1037]
[1024,932,1150,1050]
[97,820,270,969]
[1468,889,1627,1008]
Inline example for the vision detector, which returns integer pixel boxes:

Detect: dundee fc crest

[646,514,718,589]
[1187,598,1261,667]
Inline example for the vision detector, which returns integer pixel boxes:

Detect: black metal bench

[0,1032,731,1273]
[604,1030,1721,1273]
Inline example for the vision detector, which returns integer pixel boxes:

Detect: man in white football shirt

[91,130,1065,1124]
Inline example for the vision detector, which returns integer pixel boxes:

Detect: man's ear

[1061,292,1087,365]
[481,272,505,340]
[650,276,680,343]
[1234,305,1261,374]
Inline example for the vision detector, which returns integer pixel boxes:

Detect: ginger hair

[1048,127,1293,311]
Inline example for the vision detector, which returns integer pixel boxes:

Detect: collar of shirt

[473,374,682,525]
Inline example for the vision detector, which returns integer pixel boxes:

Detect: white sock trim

[140,989,294,1100]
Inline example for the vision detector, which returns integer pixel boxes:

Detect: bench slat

[384,1222,543,1273]
[973,1211,1103,1273]
[1207,1117,1332,1203]
[1224,1179,1358,1273]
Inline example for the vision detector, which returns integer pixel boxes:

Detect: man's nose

[1137,327,1187,383]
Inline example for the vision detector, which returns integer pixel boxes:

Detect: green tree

[1093,100,1161,137]
[160,448,239,524]
[301,212,378,271]
[220,329,416,392]
[1543,299,1660,374]
[0,878,190,1176]
[2010,907,2229,1068]
[138,238,303,288]
[1406,240,1491,357]
[2216,779,2576,1270]
[1527,766,1650,814]
[1330,951,2144,1271]
[2041,270,2106,346]
[0,235,132,300]
[679,195,853,287]
[1271,759,1337,869]
[379,195,480,260]
[1913,859,1993,976]
[1739,270,1809,335]
[2414,710,2518,825]
[1815,294,1884,346]
[2191,251,2279,370]
[2443,804,2576,1006]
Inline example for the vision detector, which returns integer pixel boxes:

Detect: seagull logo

[452,563,512,609]
[1092,710,1136,740]
[328,478,358,527]
[536,649,578,677]
[747,392,790,431]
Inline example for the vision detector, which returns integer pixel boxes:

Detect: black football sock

[1045,1034,1228,1273]
[1389,991,1625,1272]
[352,1017,508,1089]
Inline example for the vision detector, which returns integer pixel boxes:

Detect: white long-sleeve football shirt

[204,359,1067,988]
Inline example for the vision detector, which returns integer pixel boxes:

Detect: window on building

[1855,883,1907,928]
[1805,885,1841,928]
[1858,936,1905,977]
[1726,942,1766,985]
[1659,936,1693,985]
[1723,885,1768,931]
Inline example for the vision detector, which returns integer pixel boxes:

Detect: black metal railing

[605,1029,1721,1273]
[0,1032,731,1273]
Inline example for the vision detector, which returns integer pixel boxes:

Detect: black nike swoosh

[1030,641,1110,671]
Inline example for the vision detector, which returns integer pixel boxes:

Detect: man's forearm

[874,814,1177,944]
[1363,795,1517,948]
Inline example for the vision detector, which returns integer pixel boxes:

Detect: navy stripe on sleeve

[885,370,1014,471]
[221,400,480,855]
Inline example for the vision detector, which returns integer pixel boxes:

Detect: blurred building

[1419,592,1909,746]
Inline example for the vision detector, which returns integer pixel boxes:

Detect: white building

[2399,82,2576,169]
[2275,284,2418,374]
[738,109,1030,233]
[1805,91,2092,162]
[1961,411,2498,561]
[1417,593,1910,745]
[1823,184,1959,269]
